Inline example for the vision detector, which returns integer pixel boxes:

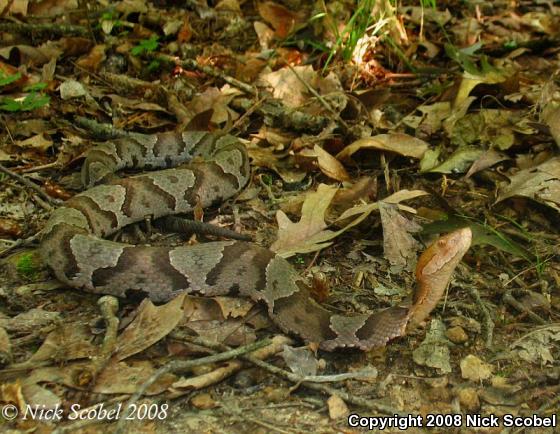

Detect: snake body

[40,131,471,351]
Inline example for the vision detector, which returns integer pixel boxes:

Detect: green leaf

[0,71,22,88]
[23,82,47,92]
[131,36,159,56]
[0,93,50,112]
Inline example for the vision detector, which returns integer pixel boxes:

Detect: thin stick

[155,54,256,96]
[0,163,60,206]
[286,63,350,131]
[113,338,271,434]
[187,336,402,415]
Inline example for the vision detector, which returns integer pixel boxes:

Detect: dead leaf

[59,79,88,99]
[496,157,560,212]
[379,202,422,271]
[16,134,53,153]
[332,176,377,209]
[281,345,319,377]
[313,145,350,181]
[412,320,452,373]
[460,354,493,381]
[337,133,429,162]
[115,294,186,361]
[511,326,560,365]
[260,65,344,110]
[191,392,218,409]
[257,1,305,38]
[271,184,338,255]
[27,324,96,363]
[75,44,107,71]
[0,327,12,365]
[94,361,176,394]
[464,150,509,178]
[327,394,349,419]
[0,308,61,333]
[454,69,508,108]
[254,21,275,49]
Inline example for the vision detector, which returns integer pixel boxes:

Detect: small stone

[327,394,349,419]
[456,387,480,411]
[446,326,469,344]
[460,355,493,382]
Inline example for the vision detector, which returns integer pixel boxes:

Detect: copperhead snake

[40,130,472,351]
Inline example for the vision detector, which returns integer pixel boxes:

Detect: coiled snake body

[40,131,471,351]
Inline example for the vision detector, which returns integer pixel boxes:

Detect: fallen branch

[0,163,60,207]
[114,338,271,434]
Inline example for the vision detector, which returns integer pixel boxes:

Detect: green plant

[321,0,379,71]
[0,93,50,112]
[0,72,50,112]
[0,71,22,87]
[16,253,39,279]
[131,35,159,56]
[444,42,499,76]
[98,10,127,34]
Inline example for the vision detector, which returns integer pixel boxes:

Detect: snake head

[409,227,472,329]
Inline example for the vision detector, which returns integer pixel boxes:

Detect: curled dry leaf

[115,294,186,361]
[313,144,350,182]
[94,361,176,395]
[257,1,306,38]
[496,157,560,213]
[259,65,344,110]
[336,133,429,162]
[378,202,422,271]
[271,184,339,256]
[27,323,96,363]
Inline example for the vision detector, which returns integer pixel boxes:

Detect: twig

[230,98,328,133]
[156,53,256,96]
[503,290,547,325]
[223,96,266,135]
[458,280,495,348]
[113,338,271,434]
[0,163,60,207]
[186,336,402,415]
[90,296,120,380]
[155,216,252,241]
[0,22,89,37]
[0,234,40,258]
[286,63,349,132]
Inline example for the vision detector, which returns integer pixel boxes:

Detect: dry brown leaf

[496,157,560,213]
[327,394,349,419]
[16,134,53,153]
[28,324,96,363]
[464,149,508,179]
[0,0,29,15]
[271,184,339,255]
[544,105,560,148]
[115,294,186,361]
[314,145,350,182]
[332,176,377,209]
[213,296,255,318]
[257,1,305,38]
[94,361,176,395]
[260,65,343,109]
[379,202,422,271]
[337,133,429,162]
[28,0,77,15]
[254,21,275,49]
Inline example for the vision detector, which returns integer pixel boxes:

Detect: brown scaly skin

[41,130,472,351]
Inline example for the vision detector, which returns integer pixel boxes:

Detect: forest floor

[0,0,559,433]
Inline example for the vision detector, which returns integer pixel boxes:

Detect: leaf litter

[0,0,559,432]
